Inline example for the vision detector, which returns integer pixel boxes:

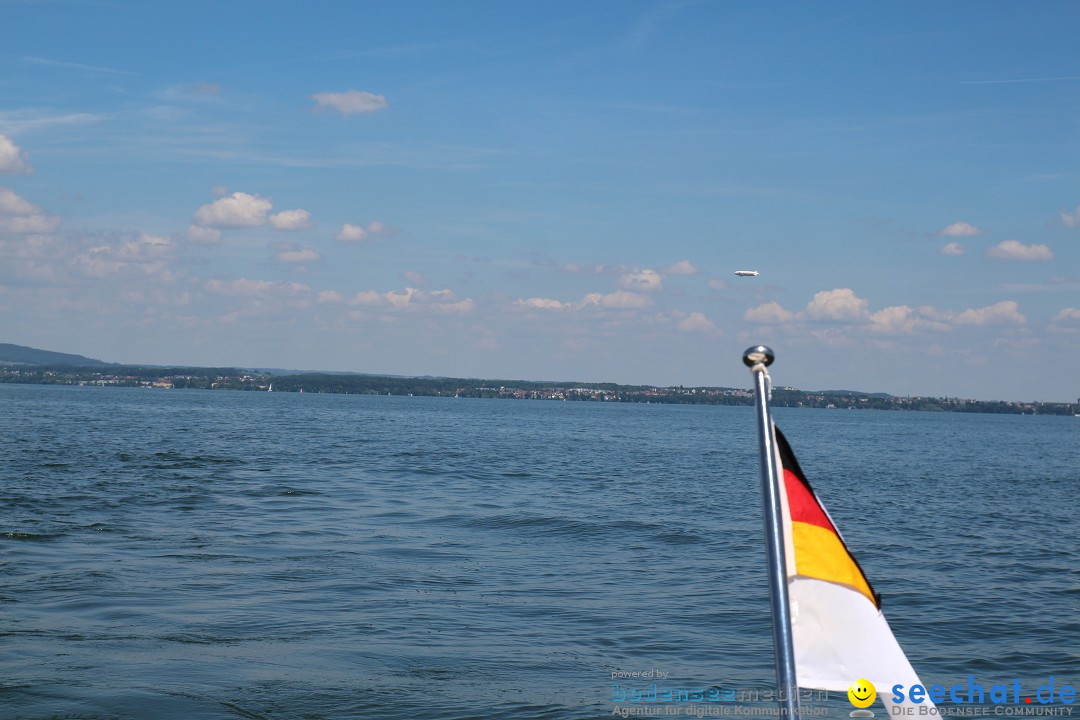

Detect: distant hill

[812,389,894,398]
[252,367,391,377]
[0,343,113,367]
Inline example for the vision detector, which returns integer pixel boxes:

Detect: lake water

[2,385,1077,720]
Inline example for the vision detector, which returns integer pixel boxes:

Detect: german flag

[775,427,879,608]
[770,424,934,713]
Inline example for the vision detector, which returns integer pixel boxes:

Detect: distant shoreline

[2,364,1075,416]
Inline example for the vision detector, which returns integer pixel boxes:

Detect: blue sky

[1,1,1078,401]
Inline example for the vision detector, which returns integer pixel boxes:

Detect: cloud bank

[744,288,1028,336]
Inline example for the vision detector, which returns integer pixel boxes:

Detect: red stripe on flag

[783,468,835,532]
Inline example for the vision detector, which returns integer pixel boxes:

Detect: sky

[1,1,1078,402]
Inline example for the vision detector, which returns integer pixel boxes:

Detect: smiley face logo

[848,679,876,709]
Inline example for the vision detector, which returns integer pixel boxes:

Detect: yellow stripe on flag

[791,520,875,604]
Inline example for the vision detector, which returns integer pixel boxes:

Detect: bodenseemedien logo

[850,679,877,717]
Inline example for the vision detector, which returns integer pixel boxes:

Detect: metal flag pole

[743,345,801,720]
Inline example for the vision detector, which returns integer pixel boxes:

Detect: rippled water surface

[2,385,1077,719]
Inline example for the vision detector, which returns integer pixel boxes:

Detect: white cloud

[337,221,395,244]
[741,291,1029,341]
[867,305,946,335]
[940,222,982,236]
[805,288,869,322]
[1052,307,1080,323]
[312,90,388,115]
[517,290,653,311]
[318,290,345,304]
[384,288,417,309]
[515,297,568,310]
[913,302,1026,329]
[73,233,177,279]
[0,188,60,234]
[864,301,1024,331]
[203,278,310,297]
[677,311,715,332]
[869,306,914,334]
[581,290,653,309]
[951,300,1026,326]
[338,287,472,315]
[940,242,965,256]
[433,298,475,314]
[618,269,663,292]
[664,259,699,275]
[351,290,384,306]
[744,302,797,324]
[186,225,222,246]
[269,209,312,230]
[0,134,32,174]
[986,240,1053,260]
[337,223,368,243]
[0,187,40,215]
[707,278,727,290]
[193,192,272,228]
[1060,206,1080,228]
[1050,307,1080,333]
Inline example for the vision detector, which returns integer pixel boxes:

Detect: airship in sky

[734,270,760,277]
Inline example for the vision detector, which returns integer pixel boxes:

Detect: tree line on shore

[2,363,1075,415]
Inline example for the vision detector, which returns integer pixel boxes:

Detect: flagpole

[743,346,801,720]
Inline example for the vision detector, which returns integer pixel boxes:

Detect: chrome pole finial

[743,345,775,368]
